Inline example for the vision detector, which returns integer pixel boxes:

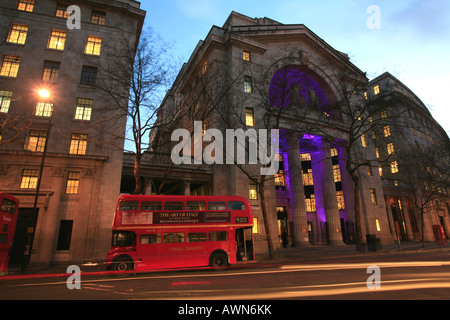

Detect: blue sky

[141,0,450,135]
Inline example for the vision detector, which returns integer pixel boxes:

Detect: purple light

[269,67,329,109]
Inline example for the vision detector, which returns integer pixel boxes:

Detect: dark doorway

[9,208,38,265]
[235,227,254,262]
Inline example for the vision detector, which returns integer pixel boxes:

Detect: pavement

[4,241,450,278]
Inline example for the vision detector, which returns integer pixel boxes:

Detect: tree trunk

[133,153,141,194]
[258,181,275,259]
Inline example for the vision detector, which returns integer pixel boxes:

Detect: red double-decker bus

[106,195,255,272]
[0,193,19,276]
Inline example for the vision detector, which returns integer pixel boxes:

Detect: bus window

[141,202,162,211]
[140,234,161,244]
[119,201,138,211]
[187,233,207,242]
[186,201,206,210]
[164,233,185,243]
[164,202,185,211]
[228,201,246,210]
[1,199,17,214]
[209,231,228,241]
[208,202,226,211]
[112,231,136,246]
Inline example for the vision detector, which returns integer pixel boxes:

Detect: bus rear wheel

[210,252,228,270]
[113,256,134,274]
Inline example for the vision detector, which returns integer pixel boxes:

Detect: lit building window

[55,4,71,18]
[91,10,106,25]
[387,142,395,155]
[42,60,60,82]
[25,130,47,152]
[17,0,34,12]
[378,165,383,177]
[202,62,207,74]
[0,55,21,77]
[336,191,345,210]
[249,182,258,200]
[85,36,102,56]
[0,91,12,113]
[373,85,380,95]
[333,164,341,182]
[380,110,387,119]
[246,108,254,127]
[48,30,67,50]
[302,169,314,186]
[244,76,252,93]
[390,161,399,174]
[34,102,53,117]
[69,133,88,155]
[375,218,382,232]
[75,98,93,121]
[364,92,368,100]
[361,133,367,147]
[300,153,311,161]
[305,194,316,212]
[7,24,28,44]
[275,171,285,188]
[370,188,377,205]
[330,148,338,157]
[383,125,391,137]
[243,50,251,62]
[66,172,80,194]
[20,169,39,189]
[375,148,379,159]
[366,164,372,176]
[252,218,259,234]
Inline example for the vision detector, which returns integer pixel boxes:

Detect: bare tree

[97,28,177,194]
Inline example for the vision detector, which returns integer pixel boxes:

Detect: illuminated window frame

[249,182,258,200]
[91,10,106,25]
[48,30,67,51]
[0,55,21,78]
[370,188,377,205]
[75,98,93,121]
[245,108,254,127]
[244,76,252,93]
[390,161,399,174]
[25,130,47,152]
[34,102,53,117]
[20,169,39,189]
[65,171,80,194]
[69,133,88,155]
[17,0,34,12]
[7,23,28,45]
[243,50,251,62]
[383,125,391,137]
[55,4,71,18]
[85,36,102,56]
[0,91,13,113]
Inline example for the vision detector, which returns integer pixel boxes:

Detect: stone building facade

[366,72,450,243]
[126,12,404,255]
[0,0,145,266]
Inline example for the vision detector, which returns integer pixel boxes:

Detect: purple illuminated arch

[269,67,329,109]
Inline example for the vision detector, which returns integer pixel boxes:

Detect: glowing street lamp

[38,89,50,99]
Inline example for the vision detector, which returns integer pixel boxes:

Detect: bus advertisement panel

[0,193,19,276]
[106,195,255,273]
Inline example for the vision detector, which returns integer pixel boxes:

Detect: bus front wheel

[210,252,228,270]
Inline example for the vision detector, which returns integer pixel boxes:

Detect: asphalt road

[2,251,450,303]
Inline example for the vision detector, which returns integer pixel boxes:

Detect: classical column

[313,137,345,246]
[286,133,310,247]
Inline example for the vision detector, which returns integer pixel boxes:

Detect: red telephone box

[432,225,447,245]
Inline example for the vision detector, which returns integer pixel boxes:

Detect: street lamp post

[21,89,52,273]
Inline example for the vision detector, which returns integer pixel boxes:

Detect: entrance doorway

[235,227,254,262]
[277,207,289,248]
[10,208,38,265]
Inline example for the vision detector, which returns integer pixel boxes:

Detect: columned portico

[286,133,311,247]
[311,137,345,246]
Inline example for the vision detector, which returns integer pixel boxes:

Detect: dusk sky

[141,0,450,135]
